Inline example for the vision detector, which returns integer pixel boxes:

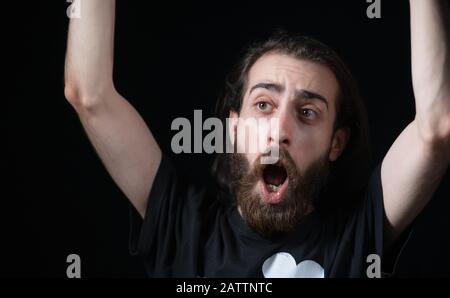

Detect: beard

[228,147,330,238]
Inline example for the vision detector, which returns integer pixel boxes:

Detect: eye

[256,101,273,113]
[300,108,318,120]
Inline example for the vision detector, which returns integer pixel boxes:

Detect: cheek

[236,121,257,154]
[245,153,259,168]
[290,127,331,168]
[235,117,271,155]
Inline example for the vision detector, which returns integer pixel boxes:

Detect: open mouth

[259,163,289,204]
[263,164,287,191]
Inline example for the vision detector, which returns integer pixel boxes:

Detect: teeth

[267,184,280,192]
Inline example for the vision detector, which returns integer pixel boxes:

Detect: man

[64,0,450,277]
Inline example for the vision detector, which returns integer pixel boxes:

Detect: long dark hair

[211,30,371,211]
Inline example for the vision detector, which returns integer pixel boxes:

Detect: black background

[5,0,450,277]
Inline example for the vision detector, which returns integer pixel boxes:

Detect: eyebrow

[249,82,329,110]
[249,82,283,94]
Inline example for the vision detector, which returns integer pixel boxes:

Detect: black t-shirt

[129,155,386,278]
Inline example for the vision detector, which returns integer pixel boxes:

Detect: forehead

[246,53,339,105]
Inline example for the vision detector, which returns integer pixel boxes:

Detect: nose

[268,107,293,148]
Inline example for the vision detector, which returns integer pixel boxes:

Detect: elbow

[64,82,112,113]
[418,117,450,161]
[64,84,82,108]
[431,118,450,145]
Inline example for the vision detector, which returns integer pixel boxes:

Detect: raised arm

[381,0,450,244]
[64,0,161,217]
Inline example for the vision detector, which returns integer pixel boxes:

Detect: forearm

[64,0,116,107]
[410,0,450,146]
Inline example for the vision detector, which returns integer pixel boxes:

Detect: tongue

[263,165,287,186]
